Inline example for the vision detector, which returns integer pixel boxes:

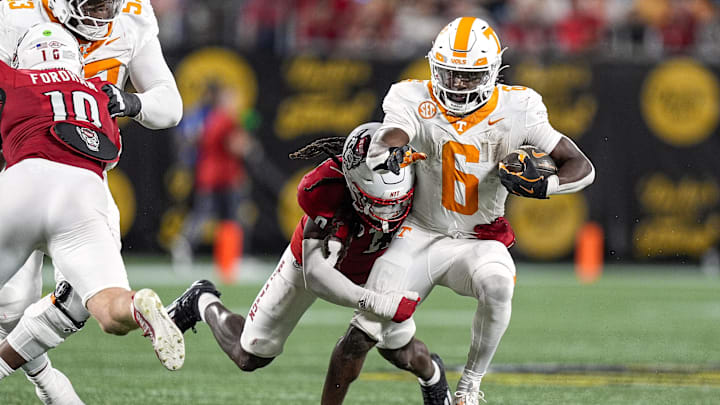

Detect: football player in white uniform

[0,0,182,403]
[322,17,595,405]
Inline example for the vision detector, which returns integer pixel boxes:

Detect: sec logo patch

[418,101,437,119]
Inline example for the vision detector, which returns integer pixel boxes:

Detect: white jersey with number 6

[378,80,562,237]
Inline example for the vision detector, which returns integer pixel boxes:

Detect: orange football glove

[376,145,427,174]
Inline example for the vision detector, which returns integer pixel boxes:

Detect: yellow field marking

[361,370,720,388]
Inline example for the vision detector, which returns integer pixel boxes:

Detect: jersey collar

[427,82,499,135]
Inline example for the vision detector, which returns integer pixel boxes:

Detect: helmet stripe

[452,17,476,57]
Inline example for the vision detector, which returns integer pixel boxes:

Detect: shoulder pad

[116,0,159,50]
[296,158,346,223]
[500,84,542,106]
[500,85,548,128]
[386,80,430,102]
[0,0,45,64]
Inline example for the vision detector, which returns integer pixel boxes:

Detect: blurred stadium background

[4,0,720,403]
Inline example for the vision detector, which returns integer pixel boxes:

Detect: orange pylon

[214,221,243,284]
[575,221,604,284]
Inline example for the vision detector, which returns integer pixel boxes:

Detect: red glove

[358,290,420,323]
[392,296,421,323]
[474,217,516,248]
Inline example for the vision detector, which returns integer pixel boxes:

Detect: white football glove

[358,290,420,323]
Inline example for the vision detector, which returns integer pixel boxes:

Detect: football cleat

[166,279,221,334]
[420,353,453,405]
[132,289,185,371]
[453,390,486,405]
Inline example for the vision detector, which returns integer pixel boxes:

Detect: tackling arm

[127,36,183,129]
[302,237,369,308]
[301,220,418,322]
[547,136,595,195]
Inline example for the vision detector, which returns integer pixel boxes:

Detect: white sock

[0,357,14,379]
[198,293,221,322]
[419,359,441,386]
[26,359,52,384]
[456,368,484,394]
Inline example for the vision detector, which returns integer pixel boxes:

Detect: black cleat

[420,353,453,405]
[166,279,221,333]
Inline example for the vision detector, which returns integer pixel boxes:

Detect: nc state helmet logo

[76,126,100,152]
[343,129,370,170]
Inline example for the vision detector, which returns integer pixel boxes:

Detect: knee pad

[472,270,514,304]
[6,284,88,362]
[51,281,90,329]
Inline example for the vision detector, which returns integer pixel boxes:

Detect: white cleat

[28,365,85,405]
[453,390,486,405]
[132,289,185,371]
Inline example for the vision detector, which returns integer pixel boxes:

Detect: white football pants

[0,159,129,307]
[351,216,516,350]
[239,246,317,358]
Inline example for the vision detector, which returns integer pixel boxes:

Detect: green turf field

[2,262,719,404]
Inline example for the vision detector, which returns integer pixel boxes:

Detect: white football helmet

[428,17,506,116]
[342,122,415,233]
[48,0,123,41]
[13,22,83,75]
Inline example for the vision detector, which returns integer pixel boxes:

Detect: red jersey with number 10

[0,61,119,177]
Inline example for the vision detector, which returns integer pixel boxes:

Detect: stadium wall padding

[112,50,720,263]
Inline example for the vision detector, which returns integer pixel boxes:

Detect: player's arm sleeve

[127,36,183,129]
[302,238,369,308]
[366,83,421,170]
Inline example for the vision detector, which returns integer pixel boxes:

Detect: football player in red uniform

[0,0,182,401]
[0,23,185,389]
[165,123,450,401]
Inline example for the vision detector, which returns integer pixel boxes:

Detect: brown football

[499,145,558,177]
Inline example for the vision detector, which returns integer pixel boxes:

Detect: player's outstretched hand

[498,155,549,199]
[374,145,427,175]
[102,84,142,118]
[358,290,420,323]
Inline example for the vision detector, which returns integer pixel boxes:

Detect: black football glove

[498,154,549,199]
[102,84,142,118]
[372,145,427,175]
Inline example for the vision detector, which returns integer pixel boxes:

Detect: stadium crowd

[149,0,720,60]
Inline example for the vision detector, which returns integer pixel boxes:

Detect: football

[499,145,558,177]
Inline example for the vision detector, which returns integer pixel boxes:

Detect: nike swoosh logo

[488,117,504,125]
[519,185,534,194]
[104,37,121,46]
[531,151,547,158]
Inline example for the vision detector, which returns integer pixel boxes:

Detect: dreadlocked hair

[291,136,357,259]
[289,136,346,165]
